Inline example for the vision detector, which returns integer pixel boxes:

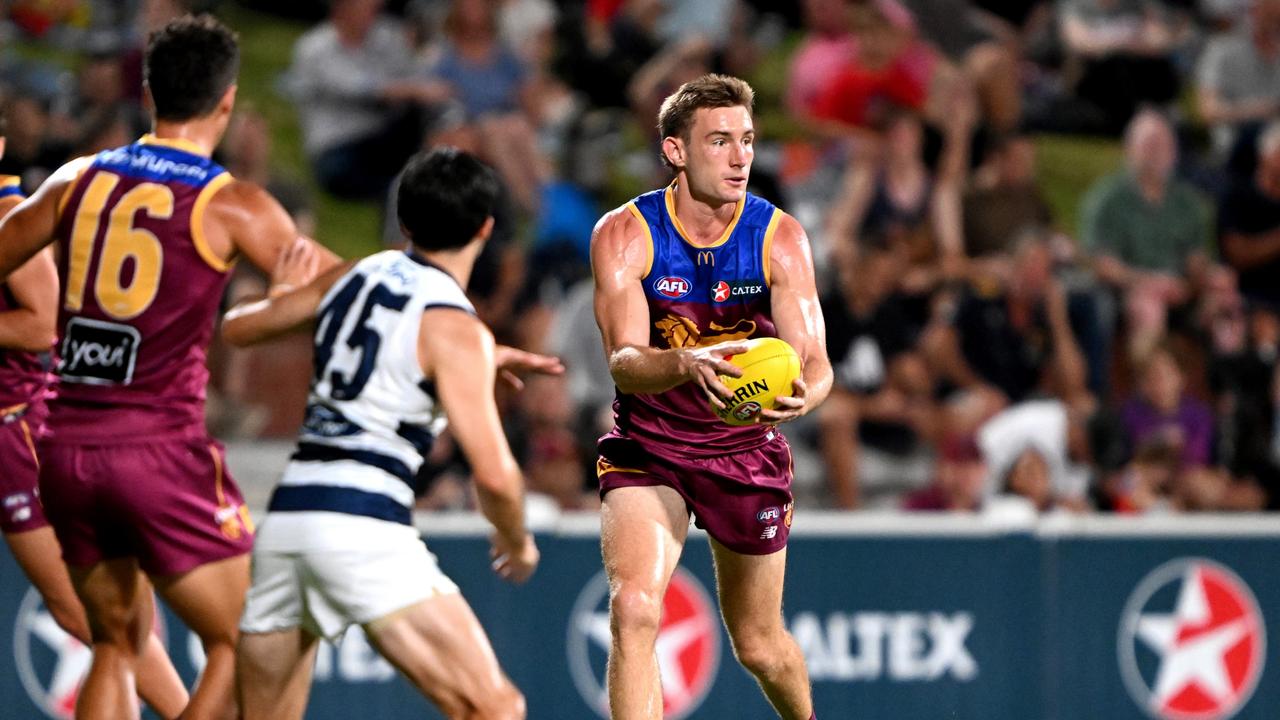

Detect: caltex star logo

[567,568,720,719]
[14,587,90,719]
[1118,558,1265,720]
[712,282,731,303]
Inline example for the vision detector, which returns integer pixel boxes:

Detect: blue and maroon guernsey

[47,136,235,441]
[608,181,784,457]
[0,175,52,411]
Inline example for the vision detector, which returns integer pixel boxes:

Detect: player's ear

[0,137,6,160]
[661,136,685,170]
[217,84,238,118]
[473,216,496,245]
[141,85,155,115]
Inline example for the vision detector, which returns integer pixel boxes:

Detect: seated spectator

[902,434,986,511]
[923,236,1092,418]
[819,245,938,508]
[1081,110,1214,361]
[978,399,1092,511]
[893,0,1023,131]
[287,0,450,199]
[826,104,972,307]
[1219,121,1280,314]
[1057,0,1186,133]
[1103,440,1180,513]
[1196,0,1280,159]
[427,0,549,214]
[1120,343,1214,469]
[963,129,1053,261]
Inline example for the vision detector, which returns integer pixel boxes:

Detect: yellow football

[711,337,803,426]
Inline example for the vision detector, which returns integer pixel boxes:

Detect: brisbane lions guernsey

[48,135,234,441]
[610,181,784,457]
[0,176,52,411]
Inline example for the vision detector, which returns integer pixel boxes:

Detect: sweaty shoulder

[203,177,295,268]
[591,203,651,279]
[766,211,815,287]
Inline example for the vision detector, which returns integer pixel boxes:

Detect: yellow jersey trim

[0,176,20,190]
[762,208,782,286]
[190,172,234,272]
[663,181,745,250]
[625,202,654,280]
[138,134,210,157]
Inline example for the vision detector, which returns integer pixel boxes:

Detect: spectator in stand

[1196,0,1280,159]
[288,0,451,199]
[892,0,1023,131]
[1103,440,1181,513]
[427,0,549,214]
[1057,0,1187,133]
[1121,343,1214,470]
[1208,301,1280,505]
[924,236,1092,426]
[1081,110,1214,362]
[902,434,987,511]
[1219,121,1280,314]
[963,129,1053,262]
[819,244,938,509]
[826,101,974,315]
[786,0,860,122]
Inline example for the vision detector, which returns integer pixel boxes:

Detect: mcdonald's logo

[697,251,715,267]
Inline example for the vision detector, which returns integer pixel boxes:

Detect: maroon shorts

[0,402,49,535]
[597,431,795,555]
[39,435,255,576]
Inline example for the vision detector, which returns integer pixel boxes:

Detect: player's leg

[601,484,691,720]
[237,628,320,720]
[68,558,152,720]
[6,529,188,718]
[153,554,251,720]
[363,595,525,719]
[710,539,814,720]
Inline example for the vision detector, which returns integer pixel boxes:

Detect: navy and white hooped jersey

[269,250,474,525]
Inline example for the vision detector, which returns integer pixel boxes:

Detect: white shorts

[239,512,458,643]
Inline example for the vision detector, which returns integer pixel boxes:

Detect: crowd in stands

[4,0,1280,518]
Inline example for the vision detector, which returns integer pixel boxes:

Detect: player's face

[681,105,754,205]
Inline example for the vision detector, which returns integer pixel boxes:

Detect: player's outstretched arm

[760,213,833,424]
[591,206,744,403]
[423,308,538,584]
[221,242,354,346]
[0,158,89,283]
[207,178,342,279]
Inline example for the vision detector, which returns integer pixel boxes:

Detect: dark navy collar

[404,249,463,289]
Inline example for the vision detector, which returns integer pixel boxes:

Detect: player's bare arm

[205,178,342,280]
[591,205,745,406]
[0,247,57,352]
[422,308,538,584]
[221,252,356,346]
[759,212,832,425]
[0,157,92,282]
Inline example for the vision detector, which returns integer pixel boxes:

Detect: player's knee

[609,585,664,640]
[476,683,525,720]
[732,632,790,680]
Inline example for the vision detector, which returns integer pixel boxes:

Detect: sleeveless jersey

[0,176,52,410]
[611,182,783,457]
[48,135,234,441]
[269,250,474,526]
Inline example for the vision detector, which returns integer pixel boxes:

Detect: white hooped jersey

[268,250,474,525]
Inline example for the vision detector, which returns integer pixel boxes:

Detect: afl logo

[1118,558,1265,720]
[568,568,720,719]
[654,276,692,299]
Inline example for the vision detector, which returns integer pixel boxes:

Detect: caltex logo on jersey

[567,568,720,719]
[711,281,731,303]
[654,276,692,299]
[1117,558,1265,720]
[14,587,169,719]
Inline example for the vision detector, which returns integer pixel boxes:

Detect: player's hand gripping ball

[711,337,802,425]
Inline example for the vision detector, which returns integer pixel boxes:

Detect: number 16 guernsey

[49,135,235,441]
